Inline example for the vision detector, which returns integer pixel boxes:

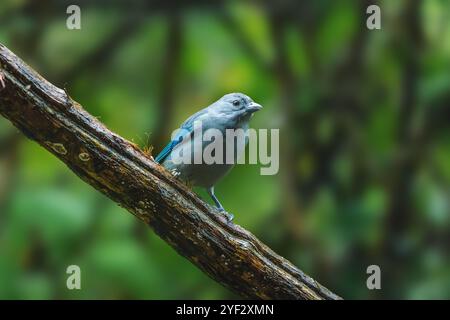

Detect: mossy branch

[0,43,341,300]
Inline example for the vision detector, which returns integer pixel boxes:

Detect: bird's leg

[207,187,234,221]
[208,186,224,210]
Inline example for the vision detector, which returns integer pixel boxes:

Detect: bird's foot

[218,208,234,222]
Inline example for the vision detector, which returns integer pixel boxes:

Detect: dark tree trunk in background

[381,0,424,299]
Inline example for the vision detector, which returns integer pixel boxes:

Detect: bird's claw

[218,209,234,222]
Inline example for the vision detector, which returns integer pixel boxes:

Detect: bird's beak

[246,102,263,113]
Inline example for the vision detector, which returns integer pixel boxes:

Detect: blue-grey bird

[155,93,262,221]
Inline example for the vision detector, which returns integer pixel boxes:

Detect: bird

[155,93,262,221]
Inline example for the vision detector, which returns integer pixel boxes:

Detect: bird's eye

[232,100,240,107]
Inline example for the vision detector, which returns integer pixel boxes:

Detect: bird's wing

[155,108,209,163]
[154,140,179,163]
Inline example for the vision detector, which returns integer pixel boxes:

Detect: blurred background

[0,0,449,299]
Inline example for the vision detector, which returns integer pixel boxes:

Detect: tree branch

[0,43,341,300]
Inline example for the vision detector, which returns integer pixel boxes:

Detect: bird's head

[214,93,262,121]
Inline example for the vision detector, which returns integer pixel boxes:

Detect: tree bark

[0,43,341,300]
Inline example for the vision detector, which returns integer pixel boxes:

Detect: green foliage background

[0,0,449,299]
